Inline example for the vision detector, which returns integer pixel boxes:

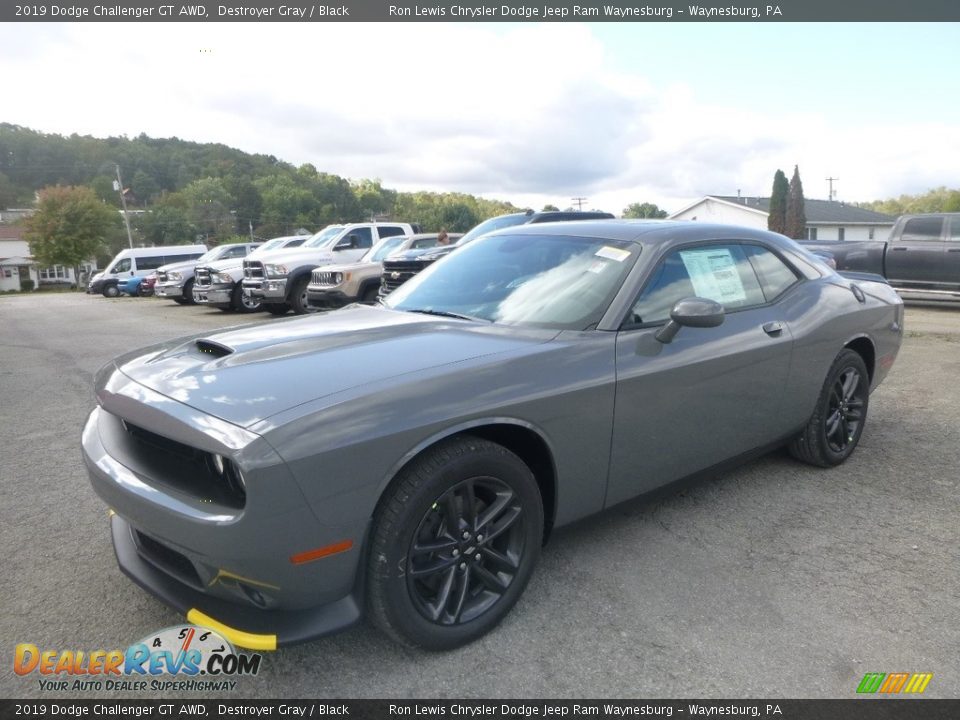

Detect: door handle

[891,246,908,251]
[948,248,960,253]
[762,321,784,336]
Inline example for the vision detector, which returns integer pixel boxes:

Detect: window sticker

[595,246,631,262]
[679,248,747,304]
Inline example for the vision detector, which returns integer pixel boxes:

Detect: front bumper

[193,286,232,306]
[155,281,186,299]
[242,278,287,301]
[110,513,363,649]
[82,398,367,649]
[305,288,352,309]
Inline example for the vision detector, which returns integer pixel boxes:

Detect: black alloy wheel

[824,366,866,454]
[789,348,870,467]
[368,436,543,650]
[407,476,525,626]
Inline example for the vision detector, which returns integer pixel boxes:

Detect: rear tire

[368,436,543,650]
[789,349,870,467]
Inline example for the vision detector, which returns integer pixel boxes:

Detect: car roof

[488,219,792,248]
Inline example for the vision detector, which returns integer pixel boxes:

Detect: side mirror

[655,297,725,344]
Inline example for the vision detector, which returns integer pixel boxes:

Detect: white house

[0,225,98,291]
[669,195,896,242]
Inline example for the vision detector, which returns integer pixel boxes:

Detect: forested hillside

[0,123,518,250]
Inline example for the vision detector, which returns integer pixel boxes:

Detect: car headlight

[263,264,288,278]
[211,272,233,284]
[167,271,182,282]
[333,272,343,284]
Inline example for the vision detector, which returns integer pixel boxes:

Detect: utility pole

[826,177,839,202]
[571,197,587,210]
[114,164,134,248]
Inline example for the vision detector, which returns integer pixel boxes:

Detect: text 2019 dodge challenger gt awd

[82,221,903,650]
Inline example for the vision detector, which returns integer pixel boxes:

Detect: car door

[885,216,946,284]
[605,241,799,507]
[944,216,960,289]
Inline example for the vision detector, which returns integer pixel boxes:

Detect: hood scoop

[195,339,233,358]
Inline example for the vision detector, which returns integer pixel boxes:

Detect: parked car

[118,276,150,297]
[193,236,310,313]
[802,212,960,299]
[379,210,614,296]
[88,245,208,297]
[243,222,419,315]
[83,220,902,652]
[154,243,262,305]
[306,232,461,309]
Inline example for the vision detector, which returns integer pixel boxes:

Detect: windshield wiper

[404,308,490,323]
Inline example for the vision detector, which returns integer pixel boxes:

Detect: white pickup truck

[241,222,417,314]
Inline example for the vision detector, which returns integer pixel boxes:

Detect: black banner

[2,700,960,720]
[3,0,960,23]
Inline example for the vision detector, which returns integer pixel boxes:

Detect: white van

[87,245,207,297]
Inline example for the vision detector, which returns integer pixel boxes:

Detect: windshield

[457,214,529,246]
[363,236,407,263]
[194,248,221,264]
[385,233,639,330]
[304,226,345,248]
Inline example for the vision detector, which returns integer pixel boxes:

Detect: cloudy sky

[2,21,958,215]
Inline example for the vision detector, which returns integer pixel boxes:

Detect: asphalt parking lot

[1,293,958,699]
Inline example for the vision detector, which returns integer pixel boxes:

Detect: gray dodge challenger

[83,221,903,650]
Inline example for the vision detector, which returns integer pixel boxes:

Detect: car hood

[157,260,199,274]
[313,260,379,274]
[201,258,244,273]
[387,245,455,263]
[248,247,337,268]
[110,305,555,428]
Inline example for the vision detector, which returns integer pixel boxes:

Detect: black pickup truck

[803,213,960,300]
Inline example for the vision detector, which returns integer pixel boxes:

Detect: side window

[628,244,765,326]
[743,245,801,302]
[112,258,131,273]
[349,227,374,248]
[412,237,439,249]
[900,216,943,242]
[222,246,248,259]
[137,257,165,271]
[377,226,406,240]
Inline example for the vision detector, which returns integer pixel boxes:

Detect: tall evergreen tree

[767,169,788,235]
[785,165,807,239]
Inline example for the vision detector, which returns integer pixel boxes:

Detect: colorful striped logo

[857,672,933,694]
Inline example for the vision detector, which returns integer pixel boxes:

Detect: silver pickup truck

[803,213,960,300]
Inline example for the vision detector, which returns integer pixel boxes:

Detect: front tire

[265,303,290,315]
[288,276,314,315]
[102,284,119,298]
[182,278,196,305]
[368,436,543,650]
[231,283,262,313]
[789,349,869,467]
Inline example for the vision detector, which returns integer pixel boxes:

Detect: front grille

[135,530,203,589]
[121,420,246,508]
[194,267,211,288]
[380,260,430,294]
[311,270,335,287]
[243,260,264,280]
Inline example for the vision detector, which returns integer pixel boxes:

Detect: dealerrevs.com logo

[14,625,262,692]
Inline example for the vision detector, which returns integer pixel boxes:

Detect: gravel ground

[1,293,957,699]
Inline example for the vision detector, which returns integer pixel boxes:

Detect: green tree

[542,204,559,211]
[785,165,807,240]
[23,185,118,289]
[182,177,235,243]
[622,202,667,219]
[136,191,194,245]
[0,171,16,209]
[767,169,788,235]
